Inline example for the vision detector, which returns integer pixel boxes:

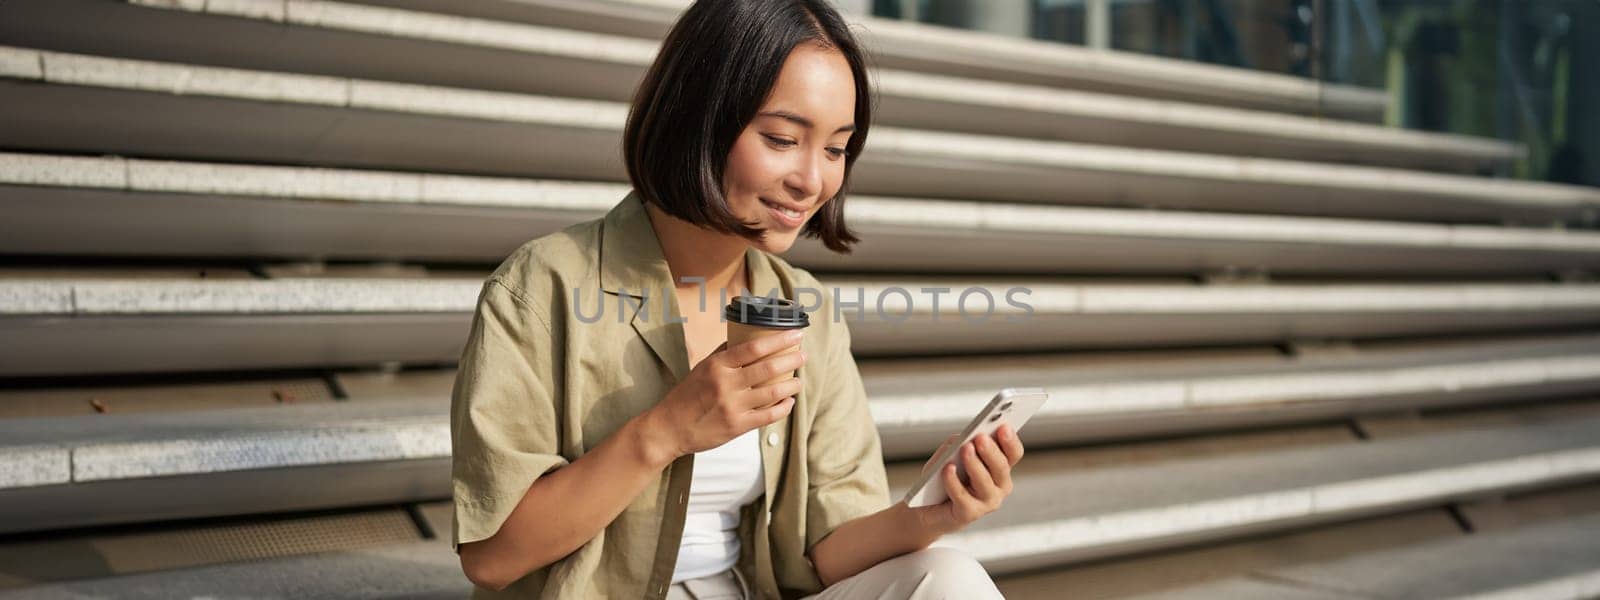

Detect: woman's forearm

[808,502,940,587]
[459,407,680,591]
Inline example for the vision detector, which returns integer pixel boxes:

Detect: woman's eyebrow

[759,110,856,134]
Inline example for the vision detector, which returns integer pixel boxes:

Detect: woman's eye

[764,135,845,159]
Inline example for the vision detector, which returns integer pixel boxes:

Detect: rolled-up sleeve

[450,278,569,553]
[804,316,892,552]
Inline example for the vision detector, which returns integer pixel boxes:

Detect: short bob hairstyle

[623,0,872,254]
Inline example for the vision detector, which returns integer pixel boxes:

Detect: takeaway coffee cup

[724,295,810,387]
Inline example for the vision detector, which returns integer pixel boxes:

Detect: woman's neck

[642,201,752,300]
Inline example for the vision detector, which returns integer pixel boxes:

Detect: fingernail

[788,330,804,341]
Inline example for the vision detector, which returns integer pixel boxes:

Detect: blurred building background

[869,0,1599,187]
[1,0,1598,598]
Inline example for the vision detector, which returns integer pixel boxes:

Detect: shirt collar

[599,190,783,301]
[598,190,788,384]
[598,190,669,298]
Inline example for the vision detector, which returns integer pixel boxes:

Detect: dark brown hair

[622,0,872,254]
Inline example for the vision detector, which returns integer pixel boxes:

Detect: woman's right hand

[648,329,807,458]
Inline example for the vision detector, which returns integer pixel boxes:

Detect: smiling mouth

[761,198,804,219]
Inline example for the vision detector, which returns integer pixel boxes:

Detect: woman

[450,1,1025,598]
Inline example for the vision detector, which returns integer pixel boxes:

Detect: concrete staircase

[2,0,1598,597]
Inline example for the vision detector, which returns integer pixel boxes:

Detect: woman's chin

[754,235,798,255]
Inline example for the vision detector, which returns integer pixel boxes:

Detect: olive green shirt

[450,191,891,599]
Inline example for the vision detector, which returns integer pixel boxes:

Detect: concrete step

[7,471,1597,598]
[0,372,341,419]
[1134,509,1600,599]
[995,508,1469,599]
[995,481,1600,598]
[913,411,1600,575]
[0,537,470,599]
[350,0,1391,120]
[1,47,1592,224]
[0,396,448,534]
[0,501,451,593]
[327,331,1600,459]
[323,332,1600,460]
[0,276,479,376]
[5,333,1600,533]
[827,277,1600,356]
[5,153,1598,276]
[0,0,1512,172]
[6,482,1594,598]
[864,332,1600,458]
[5,409,1599,595]
[4,274,1600,375]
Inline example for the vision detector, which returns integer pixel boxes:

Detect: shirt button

[766,432,780,447]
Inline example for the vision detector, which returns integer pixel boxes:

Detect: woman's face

[723,42,857,254]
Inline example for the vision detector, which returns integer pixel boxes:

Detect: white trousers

[667,547,1005,600]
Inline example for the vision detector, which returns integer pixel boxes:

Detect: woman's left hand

[908,423,1025,536]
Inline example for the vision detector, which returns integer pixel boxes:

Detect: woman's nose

[785,150,824,199]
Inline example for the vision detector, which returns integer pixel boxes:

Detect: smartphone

[901,387,1049,508]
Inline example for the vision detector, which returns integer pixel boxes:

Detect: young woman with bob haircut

[451,1,1025,598]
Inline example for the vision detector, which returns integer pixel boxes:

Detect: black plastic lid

[724,295,810,329]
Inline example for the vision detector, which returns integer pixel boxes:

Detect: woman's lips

[762,197,806,228]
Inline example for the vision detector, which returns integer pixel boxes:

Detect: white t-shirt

[670,427,765,583]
